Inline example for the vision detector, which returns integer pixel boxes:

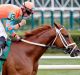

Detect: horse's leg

[2,61,16,75]
[32,62,38,75]
[3,60,21,75]
[7,56,33,75]
[3,56,18,75]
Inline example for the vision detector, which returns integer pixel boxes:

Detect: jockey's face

[22,6,33,17]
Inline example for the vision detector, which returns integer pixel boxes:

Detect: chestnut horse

[2,23,80,75]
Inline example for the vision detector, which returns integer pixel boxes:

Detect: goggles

[25,7,33,15]
[23,5,34,15]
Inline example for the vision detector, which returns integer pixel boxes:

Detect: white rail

[39,65,80,69]
[41,56,80,59]
[39,56,80,70]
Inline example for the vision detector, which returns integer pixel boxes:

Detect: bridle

[21,27,77,55]
[51,27,77,55]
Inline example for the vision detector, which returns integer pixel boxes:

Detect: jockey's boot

[0,36,6,50]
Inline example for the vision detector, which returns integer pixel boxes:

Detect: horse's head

[51,22,80,57]
[24,23,80,57]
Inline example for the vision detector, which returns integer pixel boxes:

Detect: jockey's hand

[16,35,22,41]
[19,19,26,26]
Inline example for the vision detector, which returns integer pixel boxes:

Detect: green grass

[39,59,80,65]
[37,54,80,75]
[69,30,80,35]
[37,59,80,75]
[37,70,80,75]
[39,53,80,65]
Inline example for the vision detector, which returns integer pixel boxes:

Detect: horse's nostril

[75,49,80,54]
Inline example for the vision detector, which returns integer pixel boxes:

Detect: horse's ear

[54,22,61,29]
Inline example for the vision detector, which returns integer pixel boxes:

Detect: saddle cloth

[0,39,11,71]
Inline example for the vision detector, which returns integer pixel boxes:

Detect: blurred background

[0,0,80,75]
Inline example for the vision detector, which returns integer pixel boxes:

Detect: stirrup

[0,48,2,56]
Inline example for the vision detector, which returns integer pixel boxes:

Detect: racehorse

[2,23,80,75]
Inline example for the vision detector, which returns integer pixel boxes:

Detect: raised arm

[6,12,26,40]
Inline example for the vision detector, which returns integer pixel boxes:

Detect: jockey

[0,1,34,50]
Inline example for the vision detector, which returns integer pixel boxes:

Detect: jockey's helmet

[22,1,34,15]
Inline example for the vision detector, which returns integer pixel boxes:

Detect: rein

[21,39,63,49]
[21,39,48,47]
[21,27,77,55]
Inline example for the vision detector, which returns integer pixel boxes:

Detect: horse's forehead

[61,28,69,35]
[54,23,68,34]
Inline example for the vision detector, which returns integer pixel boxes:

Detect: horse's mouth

[64,48,80,57]
[70,49,80,57]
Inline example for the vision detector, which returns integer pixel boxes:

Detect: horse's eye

[64,35,69,38]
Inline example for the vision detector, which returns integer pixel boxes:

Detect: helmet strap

[21,7,25,17]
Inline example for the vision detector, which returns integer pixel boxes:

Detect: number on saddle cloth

[0,38,11,72]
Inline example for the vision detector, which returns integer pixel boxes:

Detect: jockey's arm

[5,19,20,39]
[6,19,26,30]
[13,19,26,30]
[5,12,26,40]
[6,20,20,40]
[8,12,26,29]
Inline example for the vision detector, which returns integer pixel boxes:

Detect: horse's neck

[11,26,55,63]
[27,28,55,62]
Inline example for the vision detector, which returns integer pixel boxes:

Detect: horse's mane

[25,25,52,38]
